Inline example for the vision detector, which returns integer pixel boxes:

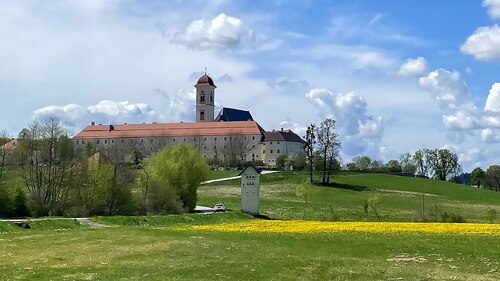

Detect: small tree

[147,143,209,212]
[296,180,313,218]
[303,124,316,184]
[363,196,381,222]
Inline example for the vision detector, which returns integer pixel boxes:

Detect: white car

[214,203,226,212]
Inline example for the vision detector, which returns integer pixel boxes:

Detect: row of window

[262,149,280,154]
[76,135,259,145]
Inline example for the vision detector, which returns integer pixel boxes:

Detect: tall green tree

[471,167,486,188]
[316,118,341,185]
[353,155,372,171]
[485,165,500,192]
[146,143,209,212]
[413,149,430,177]
[426,148,461,181]
[303,124,316,184]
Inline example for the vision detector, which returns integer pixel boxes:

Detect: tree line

[0,118,209,218]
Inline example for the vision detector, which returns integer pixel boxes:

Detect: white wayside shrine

[240,165,261,215]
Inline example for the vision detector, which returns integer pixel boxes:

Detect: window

[121,139,124,143]
[203,145,207,150]
[224,137,227,141]
[204,137,207,141]
[213,146,216,149]
[82,140,85,144]
[214,137,217,141]
[252,136,255,140]
[277,142,280,144]
[141,139,144,143]
[277,149,280,153]
[172,138,176,142]
[183,138,186,142]
[200,111,205,121]
[270,142,273,144]
[104,139,108,144]
[150,139,154,143]
[270,149,273,154]
[210,95,213,102]
[244,136,247,140]
[200,95,205,102]
[111,139,115,144]
[252,145,255,148]
[131,139,134,144]
[224,145,227,149]
[263,150,265,154]
[96,140,100,144]
[76,141,79,145]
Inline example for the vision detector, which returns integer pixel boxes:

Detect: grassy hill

[1,172,500,280]
[200,172,500,223]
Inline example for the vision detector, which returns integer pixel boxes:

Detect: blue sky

[1,0,500,170]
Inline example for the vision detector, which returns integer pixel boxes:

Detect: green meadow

[1,172,500,280]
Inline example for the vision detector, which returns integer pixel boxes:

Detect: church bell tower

[195,71,216,122]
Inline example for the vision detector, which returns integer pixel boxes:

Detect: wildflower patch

[188,220,500,235]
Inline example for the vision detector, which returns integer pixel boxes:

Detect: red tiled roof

[73,121,265,140]
[196,74,216,87]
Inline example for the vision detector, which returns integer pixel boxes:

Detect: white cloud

[397,57,428,76]
[480,128,500,143]
[305,88,384,156]
[419,69,469,109]
[442,110,480,130]
[172,13,265,51]
[461,25,500,61]
[33,100,162,132]
[278,120,307,137]
[484,83,500,112]
[483,0,500,19]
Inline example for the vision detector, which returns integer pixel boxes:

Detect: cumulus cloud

[442,109,480,130]
[419,69,469,110]
[33,89,196,133]
[278,120,307,137]
[461,25,500,61]
[484,83,500,112]
[172,13,264,51]
[480,128,500,143]
[483,0,500,19]
[33,100,163,131]
[267,77,309,88]
[397,57,428,76]
[305,88,384,156]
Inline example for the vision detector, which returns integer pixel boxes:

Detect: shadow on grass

[316,182,371,192]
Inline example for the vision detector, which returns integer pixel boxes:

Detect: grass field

[199,172,500,222]
[1,214,499,280]
[1,172,500,280]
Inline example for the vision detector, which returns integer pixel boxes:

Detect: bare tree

[19,118,74,216]
[223,132,252,166]
[303,124,316,184]
[316,119,341,185]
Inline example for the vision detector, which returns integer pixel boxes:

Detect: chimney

[109,125,114,132]
[281,128,283,131]
[124,123,127,125]
[91,121,95,126]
